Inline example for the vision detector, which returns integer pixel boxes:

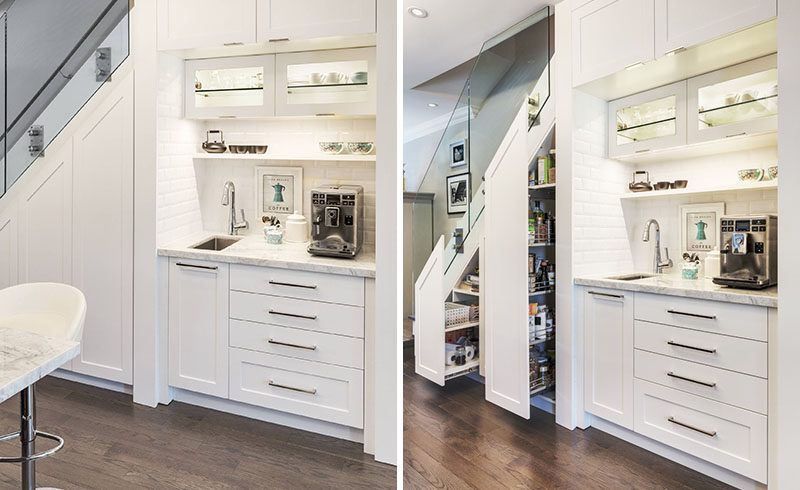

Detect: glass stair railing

[0,0,130,197]
[412,6,552,277]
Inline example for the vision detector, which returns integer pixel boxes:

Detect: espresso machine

[712,215,777,289]
[308,185,364,258]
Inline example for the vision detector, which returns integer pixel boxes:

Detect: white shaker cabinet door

[169,259,230,398]
[655,0,776,57]
[256,0,375,43]
[71,73,134,384]
[482,105,530,419]
[583,288,634,429]
[414,237,445,386]
[572,0,655,87]
[157,0,257,51]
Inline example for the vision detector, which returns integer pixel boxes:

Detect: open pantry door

[483,105,531,419]
[414,236,446,385]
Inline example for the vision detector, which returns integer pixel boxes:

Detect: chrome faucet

[221,181,248,235]
[642,218,672,274]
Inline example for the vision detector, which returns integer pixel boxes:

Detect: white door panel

[414,237,445,386]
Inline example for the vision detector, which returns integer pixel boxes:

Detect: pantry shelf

[452,288,479,297]
[444,358,480,380]
[445,321,480,333]
[528,183,556,190]
[193,153,376,162]
[620,180,776,200]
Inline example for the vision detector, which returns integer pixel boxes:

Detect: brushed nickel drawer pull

[268,380,317,395]
[666,371,717,388]
[268,309,317,320]
[223,42,244,46]
[176,262,218,271]
[268,37,290,42]
[588,291,624,299]
[667,340,717,354]
[268,280,317,290]
[667,416,717,437]
[268,338,317,351]
[666,309,717,320]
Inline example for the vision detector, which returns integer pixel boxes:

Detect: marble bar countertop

[158,232,376,278]
[0,328,79,404]
[574,273,777,308]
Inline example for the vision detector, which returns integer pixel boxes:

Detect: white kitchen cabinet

[157,0,257,51]
[608,80,687,158]
[483,105,530,419]
[185,55,276,119]
[583,288,633,429]
[168,259,230,398]
[256,0,375,43]
[70,74,134,384]
[18,144,72,285]
[655,0,776,58]
[571,0,655,87]
[687,54,777,145]
[275,47,376,117]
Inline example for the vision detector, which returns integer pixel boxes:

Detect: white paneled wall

[157,53,203,246]
[572,91,634,276]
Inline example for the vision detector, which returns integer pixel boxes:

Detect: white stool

[0,283,86,490]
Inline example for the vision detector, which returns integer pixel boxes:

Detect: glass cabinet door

[607,80,687,158]
[275,47,376,117]
[688,54,777,145]
[185,54,275,119]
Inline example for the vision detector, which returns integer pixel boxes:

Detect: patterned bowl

[319,142,345,154]
[738,168,764,182]
[347,142,374,155]
[767,165,778,180]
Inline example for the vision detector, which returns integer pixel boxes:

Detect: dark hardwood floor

[0,376,395,489]
[403,346,733,489]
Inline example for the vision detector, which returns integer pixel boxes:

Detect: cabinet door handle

[176,262,218,271]
[268,38,290,42]
[588,291,624,299]
[666,309,716,320]
[315,113,336,117]
[667,416,717,437]
[267,338,317,351]
[268,309,317,320]
[667,340,716,354]
[666,371,716,388]
[223,42,244,46]
[268,280,317,290]
[268,380,316,395]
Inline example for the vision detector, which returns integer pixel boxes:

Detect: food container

[347,142,374,154]
[738,168,764,182]
[284,211,308,243]
[265,226,283,245]
[704,249,721,279]
[319,142,345,154]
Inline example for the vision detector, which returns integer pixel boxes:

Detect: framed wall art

[255,166,303,223]
[449,138,468,168]
[446,172,470,214]
[679,202,725,254]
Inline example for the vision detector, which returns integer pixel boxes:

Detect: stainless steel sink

[190,236,241,251]
[606,273,656,281]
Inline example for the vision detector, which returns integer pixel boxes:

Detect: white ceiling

[403,0,549,137]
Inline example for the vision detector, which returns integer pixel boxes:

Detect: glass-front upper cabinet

[185,55,276,119]
[608,80,687,158]
[275,47,376,117]
[688,54,777,145]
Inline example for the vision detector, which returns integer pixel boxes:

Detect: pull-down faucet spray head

[222,181,234,206]
[642,218,659,242]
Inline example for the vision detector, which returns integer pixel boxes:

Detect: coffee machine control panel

[720,218,769,255]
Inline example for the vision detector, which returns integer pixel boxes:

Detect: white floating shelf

[193,152,376,162]
[620,180,777,200]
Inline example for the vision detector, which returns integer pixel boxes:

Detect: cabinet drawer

[230,291,364,338]
[230,264,364,306]
[634,350,767,414]
[634,379,767,483]
[634,292,766,341]
[230,319,364,369]
[229,348,363,428]
[634,321,766,378]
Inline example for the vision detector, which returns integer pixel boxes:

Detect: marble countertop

[157,232,376,278]
[574,273,777,308]
[0,328,79,404]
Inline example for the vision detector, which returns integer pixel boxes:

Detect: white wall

[403,129,442,192]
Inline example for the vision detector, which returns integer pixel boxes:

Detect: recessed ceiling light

[427,102,438,108]
[408,7,428,18]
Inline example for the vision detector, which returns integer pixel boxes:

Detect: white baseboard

[50,369,132,395]
[588,415,766,490]
[171,388,365,444]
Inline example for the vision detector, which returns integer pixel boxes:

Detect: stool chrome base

[0,385,65,490]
